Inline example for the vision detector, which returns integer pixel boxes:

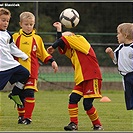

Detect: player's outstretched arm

[105,47,114,60]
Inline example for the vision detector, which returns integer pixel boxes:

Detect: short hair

[20,11,35,22]
[117,23,133,40]
[0,8,11,17]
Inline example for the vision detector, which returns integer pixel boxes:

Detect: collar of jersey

[123,43,133,47]
[19,29,36,37]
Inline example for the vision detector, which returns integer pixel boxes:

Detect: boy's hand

[105,47,114,60]
[53,22,62,32]
[47,46,55,54]
[105,47,113,54]
[52,61,58,73]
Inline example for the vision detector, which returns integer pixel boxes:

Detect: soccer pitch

[0,90,132,131]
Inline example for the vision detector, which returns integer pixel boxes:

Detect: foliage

[1,2,132,66]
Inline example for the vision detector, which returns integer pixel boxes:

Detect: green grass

[39,72,122,82]
[0,90,133,131]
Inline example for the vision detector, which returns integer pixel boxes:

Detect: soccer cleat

[93,125,104,131]
[22,118,32,125]
[18,116,24,124]
[64,122,78,131]
[8,92,23,106]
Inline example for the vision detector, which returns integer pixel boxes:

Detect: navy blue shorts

[123,72,133,110]
[0,65,30,90]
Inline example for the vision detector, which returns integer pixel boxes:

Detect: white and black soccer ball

[59,8,80,29]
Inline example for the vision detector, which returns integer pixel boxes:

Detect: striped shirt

[13,29,52,79]
[113,43,133,75]
[57,35,102,85]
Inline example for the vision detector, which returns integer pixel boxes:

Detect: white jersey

[0,30,28,71]
[113,43,133,75]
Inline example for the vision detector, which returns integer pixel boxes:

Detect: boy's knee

[25,69,30,78]
[23,89,34,98]
[83,98,94,111]
[69,92,82,104]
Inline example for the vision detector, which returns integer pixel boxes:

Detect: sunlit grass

[0,90,132,131]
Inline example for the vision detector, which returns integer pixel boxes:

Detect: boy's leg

[83,98,103,130]
[9,65,30,85]
[123,74,133,110]
[8,65,30,105]
[0,70,13,90]
[17,90,25,124]
[64,92,82,131]
[17,78,37,125]
[21,89,35,125]
[83,79,103,130]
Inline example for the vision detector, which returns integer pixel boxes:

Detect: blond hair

[0,8,11,17]
[117,23,133,40]
[20,11,35,22]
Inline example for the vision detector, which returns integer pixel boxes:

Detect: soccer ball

[59,8,80,29]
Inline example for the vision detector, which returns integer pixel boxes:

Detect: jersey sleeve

[10,42,28,60]
[9,32,28,60]
[62,35,91,55]
[36,36,52,63]
[113,44,123,65]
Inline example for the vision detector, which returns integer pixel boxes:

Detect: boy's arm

[8,32,28,60]
[47,39,64,54]
[10,42,28,60]
[47,22,65,54]
[56,32,62,39]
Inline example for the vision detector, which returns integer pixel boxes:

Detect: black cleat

[22,118,32,125]
[64,122,78,131]
[18,116,24,124]
[93,125,104,131]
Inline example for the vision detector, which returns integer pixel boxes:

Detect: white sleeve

[113,47,119,65]
[113,52,117,64]
[10,42,28,60]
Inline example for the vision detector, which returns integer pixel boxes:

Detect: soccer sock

[12,86,22,95]
[86,106,102,126]
[17,106,25,117]
[24,97,35,119]
[68,104,78,125]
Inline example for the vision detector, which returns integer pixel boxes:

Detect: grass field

[0,89,133,132]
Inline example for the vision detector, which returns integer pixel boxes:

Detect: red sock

[17,107,25,117]
[24,97,35,119]
[68,104,78,125]
[86,106,102,126]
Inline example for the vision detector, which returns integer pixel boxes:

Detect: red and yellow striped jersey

[13,29,52,79]
[58,35,102,85]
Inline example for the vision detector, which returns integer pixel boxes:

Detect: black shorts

[0,65,30,90]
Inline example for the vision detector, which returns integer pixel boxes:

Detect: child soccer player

[9,12,58,125]
[0,8,30,104]
[47,22,103,131]
[105,23,133,110]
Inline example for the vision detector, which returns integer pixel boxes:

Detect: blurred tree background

[1,2,132,66]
